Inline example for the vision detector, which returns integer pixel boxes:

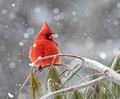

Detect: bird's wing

[29,40,44,63]
[53,41,58,47]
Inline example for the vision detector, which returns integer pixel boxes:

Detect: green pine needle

[30,70,44,99]
[47,65,66,99]
[70,89,84,99]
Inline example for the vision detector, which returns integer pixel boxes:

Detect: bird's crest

[35,22,53,40]
[40,22,53,35]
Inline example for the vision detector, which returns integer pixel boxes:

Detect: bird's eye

[45,34,52,40]
[45,34,51,36]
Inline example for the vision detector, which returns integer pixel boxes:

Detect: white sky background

[0,0,120,98]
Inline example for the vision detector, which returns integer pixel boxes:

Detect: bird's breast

[29,39,60,67]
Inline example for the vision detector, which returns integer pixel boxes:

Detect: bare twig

[29,54,84,67]
[34,64,69,72]
[40,76,105,99]
[59,68,68,77]
[76,73,96,96]
[59,68,73,77]
[51,55,57,66]
[62,64,84,85]
[76,73,106,97]
[20,73,31,92]
[47,79,52,93]
[111,49,120,69]
[76,74,86,82]
[116,70,120,73]
[77,73,105,85]
[19,67,34,93]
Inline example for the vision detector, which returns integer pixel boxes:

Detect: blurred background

[0,0,120,98]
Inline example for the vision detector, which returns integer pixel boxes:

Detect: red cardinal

[29,22,61,69]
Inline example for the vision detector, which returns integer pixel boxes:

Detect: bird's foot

[38,66,43,72]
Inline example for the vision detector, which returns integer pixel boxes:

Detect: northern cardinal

[29,22,61,69]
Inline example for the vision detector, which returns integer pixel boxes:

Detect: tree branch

[40,76,105,99]
[82,58,120,85]
[29,54,84,67]
[111,49,120,69]
[77,73,105,85]
[62,64,83,85]
[28,53,120,99]
[20,73,31,92]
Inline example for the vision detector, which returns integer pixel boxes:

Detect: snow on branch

[111,49,120,69]
[82,58,120,85]
[28,52,120,99]
[40,76,105,99]
[39,52,120,99]
[62,63,83,85]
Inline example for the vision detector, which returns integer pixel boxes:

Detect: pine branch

[40,56,120,99]
[111,49,120,69]
[40,76,105,99]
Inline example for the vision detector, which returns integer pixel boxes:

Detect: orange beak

[49,34,55,40]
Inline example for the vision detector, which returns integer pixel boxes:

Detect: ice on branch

[29,63,34,67]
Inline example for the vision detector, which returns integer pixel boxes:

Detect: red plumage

[29,22,61,67]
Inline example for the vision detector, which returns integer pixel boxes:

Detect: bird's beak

[49,34,55,40]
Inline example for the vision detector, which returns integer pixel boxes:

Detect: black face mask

[45,34,53,40]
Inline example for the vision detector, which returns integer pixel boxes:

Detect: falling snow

[8,93,14,98]
[54,34,58,38]
[27,27,34,35]
[33,44,37,47]
[2,9,7,14]
[12,4,15,7]
[53,8,59,14]
[29,63,34,67]
[106,39,111,44]
[54,15,60,21]
[35,7,40,13]
[58,13,64,20]
[84,33,88,36]
[85,38,94,49]
[117,2,120,8]
[65,72,68,77]
[113,20,119,25]
[0,0,120,98]
[37,56,41,59]
[54,11,64,21]
[9,13,16,19]
[24,33,29,38]
[9,62,16,68]
[72,11,77,16]
[99,52,107,59]
[19,42,24,46]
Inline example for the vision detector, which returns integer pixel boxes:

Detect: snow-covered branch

[40,55,120,99]
[27,53,120,99]
[29,54,84,67]
[40,76,105,99]
[62,64,83,85]
[82,58,120,85]
[111,49,120,69]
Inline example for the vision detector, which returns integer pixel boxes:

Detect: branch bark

[40,57,120,99]
[40,76,105,99]
[29,54,83,67]
[62,64,83,85]
[82,58,120,85]
[28,53,120,99]
[111,49,120,69]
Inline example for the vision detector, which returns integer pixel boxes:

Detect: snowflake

[33,44,37,47]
